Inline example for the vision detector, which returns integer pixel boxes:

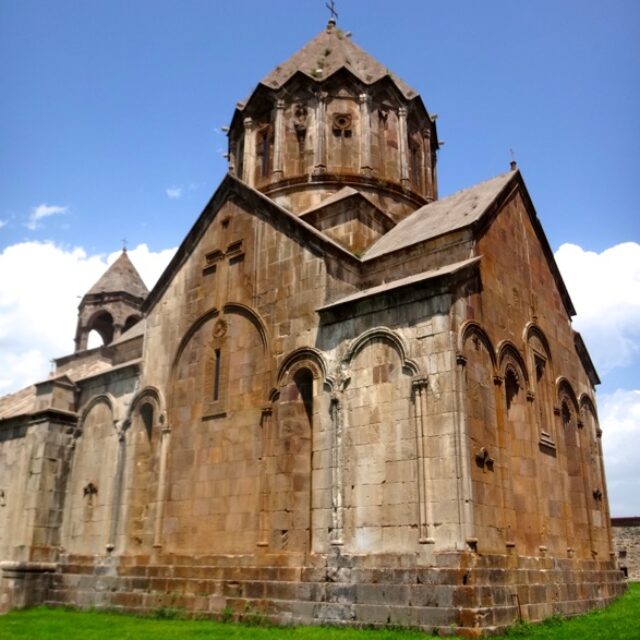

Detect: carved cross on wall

[203,240,245,275]
[475,447,495,473]
[83,482,98,506]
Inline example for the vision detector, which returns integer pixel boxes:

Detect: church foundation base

[24,550,624,637]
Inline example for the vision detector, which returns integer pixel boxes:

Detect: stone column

[577,417,596,556]
[525,389,546,554]
[257,407,272,547]
[554,405,575,555]
[454,353,475,548]
[272,99,285,181]
[75,330,88,352]
[398,106,410,187]
[113,323,123,342]
[329,394,344,545]
[358,93,372,176]
[242,117,256,186]
[412,377,434,544]
[153,424,172,549]
[313,92,327,175]
[107,425,127,553]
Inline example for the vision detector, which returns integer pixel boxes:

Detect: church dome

[227,20,439,219]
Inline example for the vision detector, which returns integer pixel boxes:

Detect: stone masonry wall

[461,187,612,562]
[44,550,625,636]
[612,518,640,581]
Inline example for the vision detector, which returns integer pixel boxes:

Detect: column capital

[411,376,429,390]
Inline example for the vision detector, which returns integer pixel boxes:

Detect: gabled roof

[363,169,577,318]
[300,186,369,215]
[143,173,360,314]
[364,171,515,260]
[85,250,149,299]
[260,21,418,100]
[0,384,36,421]
[300,186,396,230]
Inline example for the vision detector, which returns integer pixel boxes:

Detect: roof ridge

[363,170,516,261]
[85,250,149,299]
[259,23,417,100]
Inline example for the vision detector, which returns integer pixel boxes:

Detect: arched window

[87,311,114,347]
[123,314,141,333]
[256,125,273,179]
[139,402,154,441]
[505,367,520,415]
[409,134,423,192]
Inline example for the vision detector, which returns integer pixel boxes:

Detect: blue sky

[1,1,639,514]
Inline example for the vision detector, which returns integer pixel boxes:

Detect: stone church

[0,19,625,635]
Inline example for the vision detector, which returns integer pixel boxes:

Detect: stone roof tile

[0,385,37,420]
[261,22,417,99]
[363,171,515,260]
[86,251,149,299]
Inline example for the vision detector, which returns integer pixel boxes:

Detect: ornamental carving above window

[332,113,352,137]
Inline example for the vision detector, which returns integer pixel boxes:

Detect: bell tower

[227,19,439,221]
[74,250,148,352]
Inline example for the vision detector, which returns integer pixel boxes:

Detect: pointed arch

[523,322,552,361]
[579,393,598,420]
[557,377,579,413]
[171,307,220,371]
[458,321,497,369]
[126,386,167,429]
[276,347,333,390]
[497,340,530,387]
[223,302,270,354]
[79,393,119,428]
[86,310,115,346]
[343,327,420,376]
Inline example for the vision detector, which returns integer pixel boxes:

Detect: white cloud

[555,242,640,374]
[599,388,640,517]
[0,241,175,393]
[26,203,68,230]
[0,219,7,229]
[165,186,182,200]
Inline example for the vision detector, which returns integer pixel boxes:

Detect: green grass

[502,582,639,639]
[0,584,637,639]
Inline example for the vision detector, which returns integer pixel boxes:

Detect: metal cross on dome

[326,0,338,22]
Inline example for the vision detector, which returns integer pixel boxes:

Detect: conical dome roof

[259,21,418,99]
[86,250,148,300]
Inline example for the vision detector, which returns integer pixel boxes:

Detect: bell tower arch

[74,250,148,351]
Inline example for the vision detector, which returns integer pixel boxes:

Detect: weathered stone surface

[612,517,640,580]
[0,16,625,635]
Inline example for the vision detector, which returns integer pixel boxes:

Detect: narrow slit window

[410,142,421,189]
[213,348,221,401]
[257,127,272,178]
